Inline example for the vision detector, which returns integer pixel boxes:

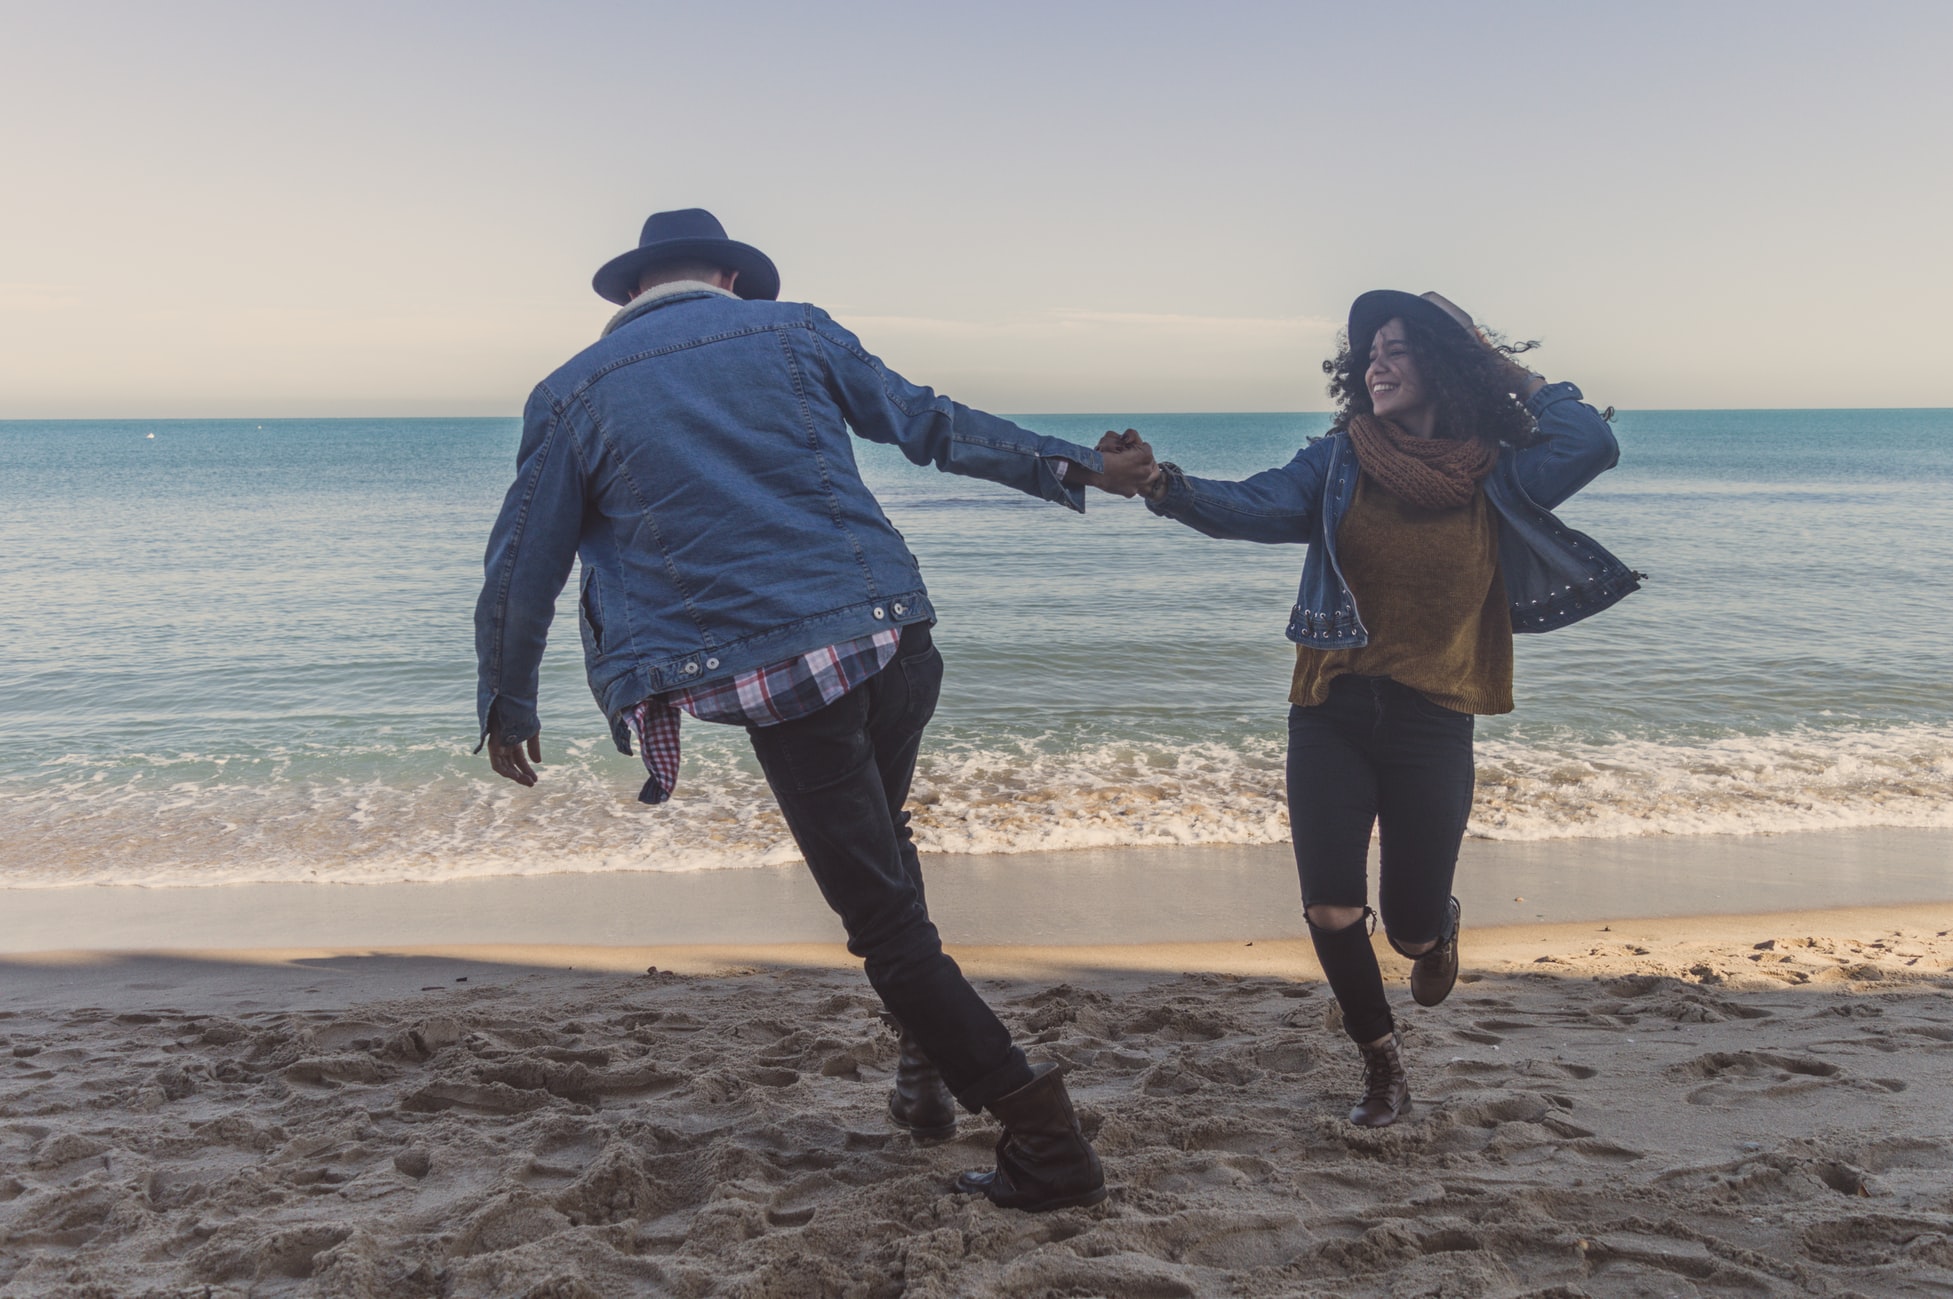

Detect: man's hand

[1077,428,1156,497]
[488,733,543,786]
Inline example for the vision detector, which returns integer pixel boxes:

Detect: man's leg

[745,633,1031,1113]
[864,625,940,909]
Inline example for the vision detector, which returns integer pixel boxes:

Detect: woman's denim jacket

[475,290,1104,752]
[1145,383,1640,646]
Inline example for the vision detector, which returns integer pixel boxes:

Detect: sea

[2,409,1949,889]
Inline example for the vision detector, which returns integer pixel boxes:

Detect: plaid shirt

[628,630,902,804]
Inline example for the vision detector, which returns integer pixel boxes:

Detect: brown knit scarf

[1347,413,1498,510]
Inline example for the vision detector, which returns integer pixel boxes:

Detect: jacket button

[872,607,886,619]
[684,662,699,675]
[892,602,905,616]
[705,658,719,670]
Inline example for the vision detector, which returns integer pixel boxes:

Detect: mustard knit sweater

[1290,473,1514,715]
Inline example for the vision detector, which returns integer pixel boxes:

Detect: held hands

[1082,428,1163,499]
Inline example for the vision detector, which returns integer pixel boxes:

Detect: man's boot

[888,1027,957,1140]
[954,1063,1106,1211]
[1350,1032,1412,1128]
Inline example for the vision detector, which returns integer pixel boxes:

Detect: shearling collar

[602,280,737,338]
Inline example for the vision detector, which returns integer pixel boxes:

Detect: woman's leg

[1373,686,1476,963]
[1287,699,1393,1047]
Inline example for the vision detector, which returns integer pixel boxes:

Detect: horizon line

[5,404,1953,424]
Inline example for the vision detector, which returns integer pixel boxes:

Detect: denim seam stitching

[786,325,881,596]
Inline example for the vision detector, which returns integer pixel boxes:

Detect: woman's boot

[1403,896,1462,1007]
[888,1027,957,1140]
[1350,1032,1412,1127]
[954,1063,1106,1210]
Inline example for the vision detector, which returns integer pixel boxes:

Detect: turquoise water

[2,409,1949,887]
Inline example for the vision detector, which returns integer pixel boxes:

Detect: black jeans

[745,625,1031,1111]
[1287,675,1475,1043]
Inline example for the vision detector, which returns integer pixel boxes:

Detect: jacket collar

[602,280,737,338]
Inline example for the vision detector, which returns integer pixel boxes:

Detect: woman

[1130,291,1638,1127]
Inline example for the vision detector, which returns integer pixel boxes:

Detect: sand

[3,907,1953,1297]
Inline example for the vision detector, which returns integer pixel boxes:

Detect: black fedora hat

[1347,290,1476,355]
[591,208,780,305]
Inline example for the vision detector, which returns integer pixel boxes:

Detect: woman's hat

[591,208,781,305]
[1348,290,1476,354]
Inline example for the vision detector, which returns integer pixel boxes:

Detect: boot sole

[956,1182,1109,1211]
[1350,1097,1414,1128]
[1018,1184,1109,1212]
[890,1115,957,1142]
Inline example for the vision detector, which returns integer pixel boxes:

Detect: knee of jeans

[855,931,948,991]
[1306,903,1371,934]
[1386,931,1438,958]
[1378,896,1452,952]
[844,895,938,963]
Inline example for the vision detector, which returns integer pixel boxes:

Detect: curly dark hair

[1322,314,1542,448]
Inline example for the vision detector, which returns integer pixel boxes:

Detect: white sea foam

[4,723,1950,889]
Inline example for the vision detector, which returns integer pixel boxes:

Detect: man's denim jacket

[1145,383,1640,646]
[475,291,1105,753]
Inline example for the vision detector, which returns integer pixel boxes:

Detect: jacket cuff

[1142,462,1192,517]
[1040,456,1088,512]
[478,693,540,751]
[1040,439,1101,513]
[1525,380,1585,416]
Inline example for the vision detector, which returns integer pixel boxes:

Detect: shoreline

[5,825,1950,956]
[5,900,1951,1014]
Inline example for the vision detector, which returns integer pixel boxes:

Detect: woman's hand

[1422,292,1545,399]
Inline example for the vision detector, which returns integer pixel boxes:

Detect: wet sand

[3,897,1953,1295]
[4,827,1950,954]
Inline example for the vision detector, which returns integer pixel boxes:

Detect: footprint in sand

[1899,1024,1953,1044]
[1673,1050,1843,1105]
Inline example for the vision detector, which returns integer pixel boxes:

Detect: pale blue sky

[2,1,1948,415]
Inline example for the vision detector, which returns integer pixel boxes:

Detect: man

[475,208,1152,1211]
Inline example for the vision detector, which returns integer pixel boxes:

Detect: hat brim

[1347,290,1471,358]
[592,237,780,305]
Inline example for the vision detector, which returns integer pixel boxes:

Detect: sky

[2,0,1950,417]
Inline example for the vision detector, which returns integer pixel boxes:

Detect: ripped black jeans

[1287,675,1475,1043]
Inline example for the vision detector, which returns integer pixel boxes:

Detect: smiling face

[1364,317,1435,429]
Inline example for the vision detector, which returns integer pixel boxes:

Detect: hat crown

[592,206,780,305]
[639,208,729,248]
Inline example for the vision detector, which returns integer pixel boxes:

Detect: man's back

[477,284,1094,748]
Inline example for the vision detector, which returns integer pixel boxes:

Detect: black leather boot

[888,1027,957,1140]
[1350,1032,1412,1128]
[954,1064,1106,1211]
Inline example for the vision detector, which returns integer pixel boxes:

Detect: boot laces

[1361,1039,1401,1099]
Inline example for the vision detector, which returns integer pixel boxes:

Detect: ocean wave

[3,724,1950,889]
